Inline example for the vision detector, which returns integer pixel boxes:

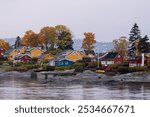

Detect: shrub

[71,62,84,68]
[24,64,33,69]
[122,61,129,67]
[109,64,121,69]
[87,62,101,68]
[13,66,28,72]
[15,62,23,67]
[129,66,148,72]
[32,58,38,63]
[55,66,71,71]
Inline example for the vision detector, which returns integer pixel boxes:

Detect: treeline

[113,23,150,60]
[15,25,74,54]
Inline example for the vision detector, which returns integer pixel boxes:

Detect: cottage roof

[14,54,31,60]
[102,52,118,60]
[56,58,74,62]
[38,52,54,59]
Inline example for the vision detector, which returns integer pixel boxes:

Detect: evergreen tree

[128,23,141,59]
[138,35,149,53]
[15,36,21,49]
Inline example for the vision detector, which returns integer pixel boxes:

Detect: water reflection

[0,77,150,100]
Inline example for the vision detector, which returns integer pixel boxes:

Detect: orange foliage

[0,39,9,51]
[82,32,96,50]
[21,30,41,47]
[113,36,129,60]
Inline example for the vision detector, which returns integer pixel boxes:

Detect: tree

[39,26,57,51]
[82,32,96,51]
[0,39,9,51]
[113,36,129,60]
[21,30,40,47]
[14,36,21,49]
[138,35,149,54]
[55,25,73,50]
[128,23,141,59]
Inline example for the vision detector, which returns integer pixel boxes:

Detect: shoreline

[1,69,150,84]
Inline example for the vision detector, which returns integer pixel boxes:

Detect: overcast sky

[0,0,150,42]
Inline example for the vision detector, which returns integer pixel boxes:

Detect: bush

[24,64,33,69]
[122,61,129,67]
[55,66,71,71]
[109,64,121,69]
[70,62,84,68]
[129,66,148,72]
[15,62,23,67]
[87,62,101,68]
[32,58,38,63]
[13,66,28,72]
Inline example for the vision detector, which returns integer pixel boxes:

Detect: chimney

[141,53,145,66]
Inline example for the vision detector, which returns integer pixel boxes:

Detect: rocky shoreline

[1,70,150,84]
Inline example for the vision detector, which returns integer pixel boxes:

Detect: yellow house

[146,53,150,65]
[19,46,27,54]
[9,46,27,60]
[30,47,45,58]
[9,50,18,60]
[66,50,85,62]
[39,53,55,61]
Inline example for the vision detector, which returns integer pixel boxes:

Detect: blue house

[55,58,75,67]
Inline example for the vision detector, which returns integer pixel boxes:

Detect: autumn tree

[39,26,58,51]
[82,32,96,51]
[113,36,129,60]
[0,39,9,51]
[55,25,73,50]
[21,30,40,47]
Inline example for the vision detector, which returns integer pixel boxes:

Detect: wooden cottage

[101,52,123,66]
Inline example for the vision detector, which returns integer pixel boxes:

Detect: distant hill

[5,38,16,45]
[73,39,114,53]
[4,38,114,52]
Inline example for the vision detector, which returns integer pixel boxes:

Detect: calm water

[0,77,150,100]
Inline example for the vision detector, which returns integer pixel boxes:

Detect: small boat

[95,69,105,73]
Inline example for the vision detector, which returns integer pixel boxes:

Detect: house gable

[30,48,45,58]
[66,50,85,62]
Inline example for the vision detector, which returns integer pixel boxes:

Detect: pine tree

[15,36,21,49]
[138,35,149,53]
[128,23,141,59]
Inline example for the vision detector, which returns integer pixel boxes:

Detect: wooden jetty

[41,71,76,79]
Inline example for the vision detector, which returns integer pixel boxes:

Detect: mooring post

[44,74,48,80]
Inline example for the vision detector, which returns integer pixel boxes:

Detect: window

[61,62,64,65]
[65,61,68,65]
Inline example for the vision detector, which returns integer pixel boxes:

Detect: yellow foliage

[0,39,9,51]
[82,32,96,50]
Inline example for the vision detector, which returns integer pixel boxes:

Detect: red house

[129,56,147,67]
[14,54,32,63]
[100,52,123,66]
[0,48,5,58]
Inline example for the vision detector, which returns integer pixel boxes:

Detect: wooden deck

[41,71,76,79]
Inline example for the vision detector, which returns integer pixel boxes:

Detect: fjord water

[0,77,150,100]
